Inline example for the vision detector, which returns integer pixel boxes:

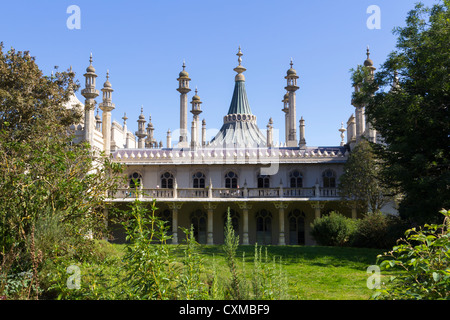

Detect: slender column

[202,119,206,147]
[274,202,289,245]
[310,201,324,220]
[351,203,357,219]
[168,202,183,245]
[203,203,217,245]
[299,116,306,149]
[237,202,252,245]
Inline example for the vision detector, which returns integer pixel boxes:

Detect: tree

[374,209,450,300]
[338,139,392,213]
[0,44,123,299]
[351,1,450,224]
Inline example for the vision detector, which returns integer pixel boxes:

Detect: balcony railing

[113,186,340,200]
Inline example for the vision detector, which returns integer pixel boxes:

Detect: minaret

[285,59,299,147]
[177,61,191,148]
[98,70,115,155]
[95,108,102,131]
[122,113,130,148]
[146,115,157,148]
[267,118,273,147]
[201,119,206,147]
[281,92,289,144]
[190,88,202,149]
[81,53,99,144]
[166,129,172,149]
[299,116,306,149]
[135,107,147,148]
[363,47,377,142]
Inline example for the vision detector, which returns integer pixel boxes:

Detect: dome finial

[233,46,246,81]
[237,46,243,66]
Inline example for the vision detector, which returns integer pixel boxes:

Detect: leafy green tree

[351,1,450,224]
[374,209,450,300]
[339,139,392,213]
[0,44,123,299]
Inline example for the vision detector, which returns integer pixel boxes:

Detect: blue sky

[0,0,439,146]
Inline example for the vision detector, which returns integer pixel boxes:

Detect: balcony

[111,186,339,201]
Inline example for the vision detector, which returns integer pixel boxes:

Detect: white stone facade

[67,47,389,245]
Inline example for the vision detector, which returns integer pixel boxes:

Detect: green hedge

[310,212,357,247]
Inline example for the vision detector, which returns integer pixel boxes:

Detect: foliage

[0,44,123,299]
[223,208,243,299]
[351,212,410,249]
[120,198,174,299]
[374,209,450,300]
[350,1,450,224]
[338,139,393,213]
[176,226,210,299]
[310,212,357,247]
[249,244,288,300]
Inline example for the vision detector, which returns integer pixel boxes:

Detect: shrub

[351,212,409,249]
[374,209,450,300]
[310,212,356,246]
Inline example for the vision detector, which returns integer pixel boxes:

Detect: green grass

[111,243,384,300]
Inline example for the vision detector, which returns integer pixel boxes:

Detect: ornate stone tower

[285,59,299,147]
[81,53,99,144]
[146,115,157,148]
[353,47,377,143]
[190,88,202,149]
[135,107,147,148]
[98,70,115,154]
[177,61,191,148]
[281,92,289,145]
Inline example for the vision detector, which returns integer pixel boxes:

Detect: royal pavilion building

[66,47,391,245]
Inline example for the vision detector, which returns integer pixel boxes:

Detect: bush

[374,209,450,300]
[310,212,356,246]
[351,212,409,249]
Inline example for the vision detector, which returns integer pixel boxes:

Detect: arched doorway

[255,209,272,245]
[190,210,207,244]
[288,209,305,245]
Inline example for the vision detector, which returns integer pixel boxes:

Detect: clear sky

[0,0,439,147]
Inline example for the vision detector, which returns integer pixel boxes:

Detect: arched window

[161,172,174,189]
[128,172,142,189]
[288,210,305,245]
[257,175,270,188]
[255,210,272,245]
[289,170,303,188]
[225,171,238,189]
[190,210,207,244]
[322,169,336,188]
[193,172,206,188]
[223,209,240,236]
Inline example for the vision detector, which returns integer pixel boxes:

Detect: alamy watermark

[66,264,81,289]
[367,5,381,30]
[366,265,381,290]
[66,5,81,30]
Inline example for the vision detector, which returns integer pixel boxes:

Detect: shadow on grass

[169,244,384,270]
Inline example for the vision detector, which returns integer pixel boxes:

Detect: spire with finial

[233,46,246,81]
[339,122,346,146]
[364,46,375,68]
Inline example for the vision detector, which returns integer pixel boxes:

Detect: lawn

[112,243,385,300]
